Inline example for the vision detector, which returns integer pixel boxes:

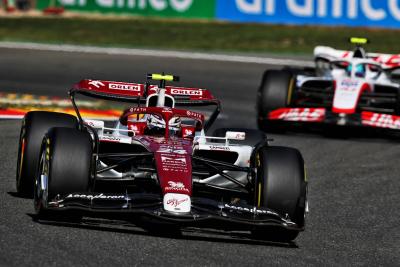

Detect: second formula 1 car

[16,74,308,242]
[257,38,400,132]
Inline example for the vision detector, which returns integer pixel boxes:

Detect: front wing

[45,192,302,232]
[265,107,400,130]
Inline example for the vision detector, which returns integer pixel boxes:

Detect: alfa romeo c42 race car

[257,38,400,132]
[16,74,308,242]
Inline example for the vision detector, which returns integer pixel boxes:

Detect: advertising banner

[216,0,400,28]
[37,0,215,19]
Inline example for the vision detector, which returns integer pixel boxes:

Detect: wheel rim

[34,140,49,213]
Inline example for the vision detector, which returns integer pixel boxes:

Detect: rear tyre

[212,128,266,147]
[257,70,294,132]
[34,127,92,221]
[252,146,307,242]
[16,111,78,197]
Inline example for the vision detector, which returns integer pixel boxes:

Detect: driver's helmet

[347,63,366,78]
[147,114,181,136]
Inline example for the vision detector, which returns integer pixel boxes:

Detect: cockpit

[331,60,383,81]
[115,87,201,139]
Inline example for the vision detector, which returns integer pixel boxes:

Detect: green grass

[1,17,400,55]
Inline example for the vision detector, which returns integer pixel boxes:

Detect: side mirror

[225,131,246,141]
[84,119,104,136]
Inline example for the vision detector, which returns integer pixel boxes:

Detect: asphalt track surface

[0,48,399,266]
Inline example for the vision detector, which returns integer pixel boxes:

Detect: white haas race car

[16,74,308,242]
[257,37,400,132]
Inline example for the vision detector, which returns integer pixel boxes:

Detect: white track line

[0,42,314,67]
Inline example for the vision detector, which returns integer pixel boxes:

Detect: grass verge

[1,17,400,55]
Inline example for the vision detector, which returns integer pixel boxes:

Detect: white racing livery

[257,37,400,132]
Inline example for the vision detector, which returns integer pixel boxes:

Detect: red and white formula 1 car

[257,38,400,132]
[16,74,308,242]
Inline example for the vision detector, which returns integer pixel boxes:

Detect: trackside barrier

[217,0,400,29]
[36,0,215,19]
[34,0,400,29]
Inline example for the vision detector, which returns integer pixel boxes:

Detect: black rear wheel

[34,127,92,220]
[257,70,294,132]
[252,146,307,242]
[16,111,78,197]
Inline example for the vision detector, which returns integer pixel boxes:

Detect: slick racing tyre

[212,128,266,147]
[34,127,92,220]
[257,70,294,132]
[16,111,78,197]
[252,146,307,242]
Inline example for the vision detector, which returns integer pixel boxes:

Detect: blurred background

[1,0,400,54]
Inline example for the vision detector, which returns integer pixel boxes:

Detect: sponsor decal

[183,128,194,137]
[130,107,148,113]
[269,108,325,122]
[109,83,141,91]
[162,107,173,113]
[186,110,202,120]
[58,0,195,13]
[163,193,191,212]
[209,145,230,151]
[168,181,185,188]
[171,88,203,96]
[226,131,246,140]
[100,135,132,144]
[88,80,105,88]
[84,119,104,128]
[100,136,121,142]
[333,79,367,113]
[217,0,400,29]
[66,193,125,200]
[166,197,188,208]
[129,124,138,131]
[340,79,360,89]
[161,156,186,164]
[224,204,277,216]
[157,146,187,154]
[160,154,189,173]
[86,121,95,127]
[362,112,400,129]
[165,181,189,193]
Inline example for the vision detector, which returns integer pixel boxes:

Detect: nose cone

[163,193,191,213]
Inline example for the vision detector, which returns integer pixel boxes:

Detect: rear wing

[71,79,219,105]
[314,46,400,70]
[72,80,145,101]
[69,79,221,132]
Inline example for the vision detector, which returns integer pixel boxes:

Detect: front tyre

[34,127,92,220]
[16,111,78,197]
[252,146,308,242]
